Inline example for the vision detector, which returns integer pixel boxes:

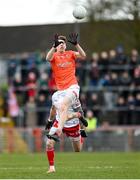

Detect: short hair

[58,35,67,42]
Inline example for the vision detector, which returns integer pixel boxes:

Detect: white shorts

[52,84,80,109]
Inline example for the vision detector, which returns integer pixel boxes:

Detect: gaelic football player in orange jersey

[46,33,88,136]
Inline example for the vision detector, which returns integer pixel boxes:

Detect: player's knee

[46,140,54,149]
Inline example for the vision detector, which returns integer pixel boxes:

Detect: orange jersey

[50,50,78,90]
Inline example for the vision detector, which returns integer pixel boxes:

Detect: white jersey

[52,88,80,128]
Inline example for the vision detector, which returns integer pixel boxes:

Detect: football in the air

[73,6,87,20]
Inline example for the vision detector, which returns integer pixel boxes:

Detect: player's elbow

[83,53,86,59]
[81,53,86,60]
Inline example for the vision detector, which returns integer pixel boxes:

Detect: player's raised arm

[68,33,86,59]
[46,47,56,61]
[46,34,62,61]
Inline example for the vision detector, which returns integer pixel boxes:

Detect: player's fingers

[54,33,59,40]
[69,34,72,39]
[71,33,74,38]
[68,40,72,44]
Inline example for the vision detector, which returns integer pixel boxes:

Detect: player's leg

[73,98,88,127]
[57,86,80,135]
[46,138,56,173]
[57,85,87,135]
[57,96,72,135]
[63,124,84,152]
[71,139,81,152]
[66,96,88,127]
[45,121,59,173]
[71,136,85,152]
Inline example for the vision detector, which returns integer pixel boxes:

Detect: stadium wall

[0,20,140,55]
[0,126,140,153]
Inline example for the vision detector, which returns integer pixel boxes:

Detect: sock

[80,136,84,144]
[46,148,55,166]
[80,136,84,150]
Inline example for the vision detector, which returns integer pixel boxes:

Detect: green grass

[0,152,140,179]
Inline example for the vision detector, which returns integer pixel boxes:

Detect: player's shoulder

[52,52,58,57]
[52,51,60,58]
[66,50,76,58]
[66,50,75,54]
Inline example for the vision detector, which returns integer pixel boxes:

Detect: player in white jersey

[45,90,86,173]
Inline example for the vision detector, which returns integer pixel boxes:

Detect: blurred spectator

[85,110,97,151]
[127,94,135,125]
[76,58,87,86]
[86,110,97,132]
[115,45,128,65]
[98,73,111,87]
[116,96,127,125]
[13,73,24,105]
[129,49,140,76]
[89,61,99,86]
[8,88,19,127]
[134,65,140,86]
[38,72,49,96]
[7,54,18,84]
[109,49,117,65]
[27,62,40,80]
[134,93,140,125]
[103,91,116,110]
[26,72,37,100]
[119,71,132,98]
[0,91,5,118]
[36,94,48,126]
[110,72,119,86]
[119,71,132,86]
[87,93,100,118]
[25,96,37,127]
[91,52,99,63]
[20,53,29,84]
[98,51,109,76]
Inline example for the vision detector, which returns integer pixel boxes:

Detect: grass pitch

[0,152,140,179]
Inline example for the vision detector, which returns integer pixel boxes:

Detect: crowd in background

[0,45,140,127]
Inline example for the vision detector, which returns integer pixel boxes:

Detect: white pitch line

[0,167,46,170]
[0,166,129,170]
[88,166,129,169]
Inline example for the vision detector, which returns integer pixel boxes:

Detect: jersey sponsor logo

[57,61,72,68]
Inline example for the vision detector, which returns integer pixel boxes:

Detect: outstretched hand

[68,33,78,45]
[53,34,62,48]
